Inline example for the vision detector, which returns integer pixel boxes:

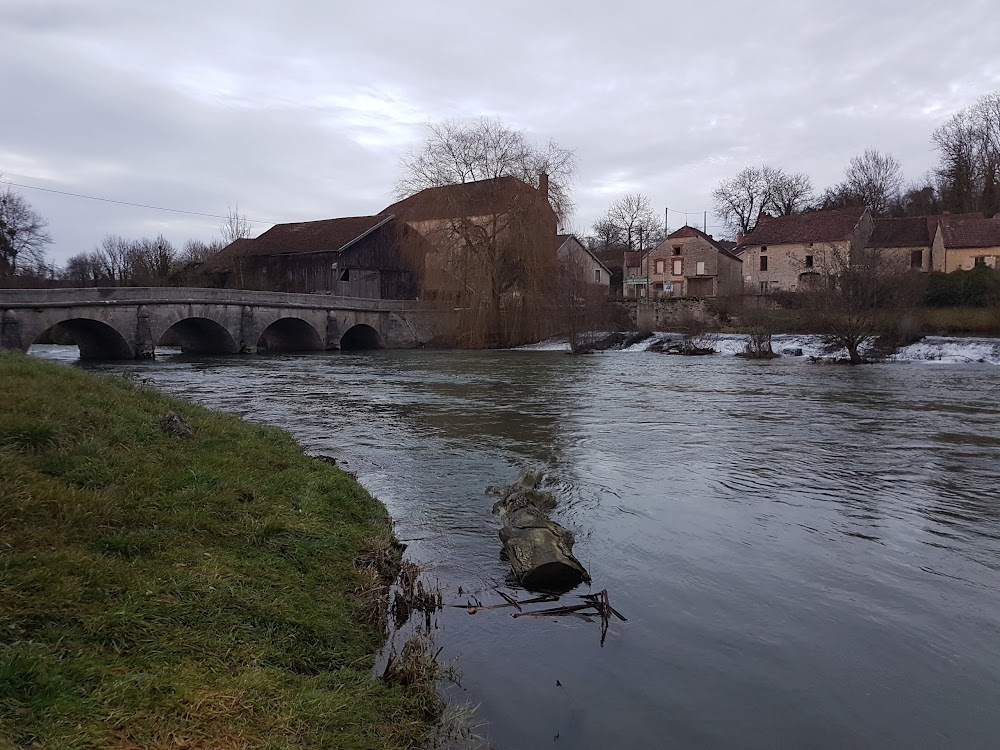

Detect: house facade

[738,208,873,293]
[867,217,935,272]
[555,234,612,290]
[931,215,1000,272]
[645,226,743,297]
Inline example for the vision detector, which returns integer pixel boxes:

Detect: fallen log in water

[489,469,590,593]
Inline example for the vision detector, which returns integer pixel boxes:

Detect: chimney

[736,231,745,245]
[538,172,549,199]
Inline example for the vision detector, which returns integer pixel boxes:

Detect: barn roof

[868,217,933,248]
[204,215,394,270]
[381,176,551,222]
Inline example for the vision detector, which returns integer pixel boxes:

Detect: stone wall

[618,297,720,331]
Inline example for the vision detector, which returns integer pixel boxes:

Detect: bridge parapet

[0,288,452,358]
[0,287,426,312]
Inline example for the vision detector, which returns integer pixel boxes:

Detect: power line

[0,178,274,225]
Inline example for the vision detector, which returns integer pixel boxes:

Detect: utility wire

[0,178,274,225]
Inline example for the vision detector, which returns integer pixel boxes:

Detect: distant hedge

[925,266,1000,307]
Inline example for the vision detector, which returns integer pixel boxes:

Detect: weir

[0,287,450,359]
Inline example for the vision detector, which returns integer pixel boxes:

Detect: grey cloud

[2,0,998,261]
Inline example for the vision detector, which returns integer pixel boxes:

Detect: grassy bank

[922,307,1000,336]
[0,352,432,749]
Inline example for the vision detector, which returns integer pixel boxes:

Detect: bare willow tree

[799,244,925,364]
[0,179,52,277]
[932,90,1000,217]
[821,148,904,216]
[713,165,813,237]
[396,117,576,223]
[595,193,663,251]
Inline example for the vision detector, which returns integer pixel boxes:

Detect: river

[30,335,1000,749]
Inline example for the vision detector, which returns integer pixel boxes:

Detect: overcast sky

[3,0,998,264]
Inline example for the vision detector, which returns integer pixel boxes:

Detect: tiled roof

[939,215,1000,249]
[742,208,866,245]
[203,215,392,270]
[868,217,933,248]
[381,176,550,222]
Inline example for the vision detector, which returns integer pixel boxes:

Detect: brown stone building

[645,226,743,297]
[738,208,873,293]
[930,214,1000,272]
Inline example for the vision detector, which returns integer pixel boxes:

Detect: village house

[555,234,611,291]
[738,207,873,293]
[866,216,936,271]
[930,214,1000,272]
[645,226,743,297]
[203,215,423,298]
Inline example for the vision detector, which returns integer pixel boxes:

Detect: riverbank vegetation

[0,352,434,749]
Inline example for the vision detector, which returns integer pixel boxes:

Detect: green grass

[0,351,432,749]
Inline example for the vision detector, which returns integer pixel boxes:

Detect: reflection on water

[30,344,1000,749]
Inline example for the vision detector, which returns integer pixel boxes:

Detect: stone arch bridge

[0,287,451,359]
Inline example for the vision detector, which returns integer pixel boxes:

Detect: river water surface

[31,337,1000,749]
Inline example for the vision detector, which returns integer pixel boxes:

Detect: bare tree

[737,295,781,358]
[799,244,925,364]
[220,202,254,244]
[396,117,576,223]
[821,148,904,216]
[713,165,812,237]
[180,238,226,264]
[0,179,52,277]
[767,169,814,216]
[590,218,626,253]
[932,91,1000,217]
[597,193,663,251]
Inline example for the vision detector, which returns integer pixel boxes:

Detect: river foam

[517,333,1000,364]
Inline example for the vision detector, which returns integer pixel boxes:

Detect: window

[594,268,602,283]
[760,281,770,293]
[805,255,814,268]
[672,246,682,256]
[672,259,683,276]
[340,269,351,282]
[975,256,987,267]
[654,259,665,274]
[760,256,768,272]
[696,261,706,275]
[910,250,923,269]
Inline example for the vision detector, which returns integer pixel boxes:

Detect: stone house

[555,234,612,291]
[866,217,935,271]
[737,207,873,293]
[930,214,1000,272]
[646,226,743,297]
[204,215,423,299]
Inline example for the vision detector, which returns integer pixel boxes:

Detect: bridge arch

[339,323,384,351]
[32,318,133,360]
[159,317,239,355]
[257,317,324,353]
